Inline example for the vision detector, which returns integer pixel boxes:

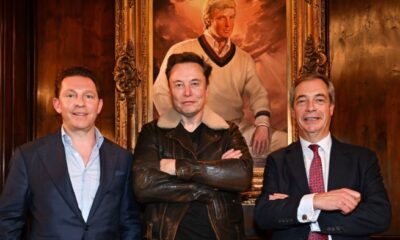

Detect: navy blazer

[254,138,391,240]
[0,130,141,240]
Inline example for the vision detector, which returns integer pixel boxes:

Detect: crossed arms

[254,148,391,237]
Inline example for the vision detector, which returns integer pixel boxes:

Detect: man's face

[169,62,208,120]
[209,7,235,39]
[291,78,334,142]
[53,76,103,133]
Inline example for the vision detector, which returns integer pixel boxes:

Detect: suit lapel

[286,142,310,194]
[39,131,84,222]
[327,138,350,190]
[87,140,117,220]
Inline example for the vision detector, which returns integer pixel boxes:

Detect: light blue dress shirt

[61,127,104,222]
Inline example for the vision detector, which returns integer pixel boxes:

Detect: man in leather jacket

[133,52,253,240]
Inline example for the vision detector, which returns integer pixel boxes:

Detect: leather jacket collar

[157,105,229,130]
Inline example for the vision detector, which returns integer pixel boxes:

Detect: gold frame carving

[114,0,329,148]
[114,0,153,150]
[287,0,329,141]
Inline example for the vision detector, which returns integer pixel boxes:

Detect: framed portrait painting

[114,0,329,161]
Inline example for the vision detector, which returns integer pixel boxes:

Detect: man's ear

[97,99,104,114]
[330,104,335,116]
[53,98,62,114]
[204,17,210,28]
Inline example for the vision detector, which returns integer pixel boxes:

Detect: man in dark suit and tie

[254,74,391,239]
[0,66,141,239]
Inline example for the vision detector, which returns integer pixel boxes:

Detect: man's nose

[226,18,234,27]
[305,101,315,111]
[184,85,192,96]
[75,95,85,106]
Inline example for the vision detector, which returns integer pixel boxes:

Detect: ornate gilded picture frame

[114,0,328,148]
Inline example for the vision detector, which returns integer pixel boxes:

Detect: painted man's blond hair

[202,0,236,29]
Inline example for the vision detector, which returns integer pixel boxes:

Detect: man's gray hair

[202,0,236,29]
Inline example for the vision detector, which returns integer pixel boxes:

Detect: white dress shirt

[297,133,332,239]
[61,127,104,222]
[203,29,232,57]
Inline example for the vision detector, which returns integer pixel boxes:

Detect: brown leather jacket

[133,107,253,240]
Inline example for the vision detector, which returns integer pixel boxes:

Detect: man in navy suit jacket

[0,67,141,239]
[254,74,391,239]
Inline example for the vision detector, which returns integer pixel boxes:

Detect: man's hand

[251,126,270,156]
[269,193,289,200]
[313,188,361,215]
[160,158,176,175]
[221,148,242,159]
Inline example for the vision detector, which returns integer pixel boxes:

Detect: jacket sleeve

[119,152,142,240]
[175,123,253,192]
[133,123,216,204]
[317,150,391,236]
[0,148,29,239]
[254,154,305,230]
[254,147,392,236]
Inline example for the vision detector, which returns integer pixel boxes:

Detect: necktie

[308,144,328,240]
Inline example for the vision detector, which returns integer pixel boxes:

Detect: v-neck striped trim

[198,35,236,67]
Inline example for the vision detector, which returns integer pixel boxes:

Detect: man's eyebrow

[171,79,183,82]
[63,89,76,93]
[315,93,328,98]
[296,93,327,99]
[295,94,306,100]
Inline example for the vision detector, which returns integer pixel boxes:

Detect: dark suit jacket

[254,137,391,240]
[0,130,141,240]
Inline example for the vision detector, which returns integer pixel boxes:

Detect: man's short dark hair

[55,66,102,98]
[165,52,212,85]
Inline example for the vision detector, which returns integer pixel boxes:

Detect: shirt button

[302,214,308,221]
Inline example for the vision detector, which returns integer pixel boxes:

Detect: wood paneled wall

[1,0,115,186]
[35,0,116,140]
[0,0,34,191]
[329,0,400,235]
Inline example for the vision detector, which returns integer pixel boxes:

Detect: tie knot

[309,144,319,153]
